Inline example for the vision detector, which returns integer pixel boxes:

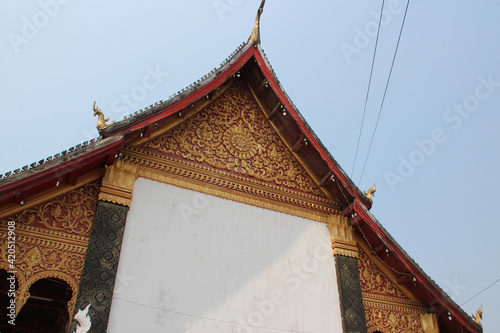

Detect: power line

[358,0,411,185]
[351,0,386,178]
[460,277,500,307]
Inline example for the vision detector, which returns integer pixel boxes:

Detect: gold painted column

[327,214,368,333]
[98,159,138,206]
[421,313,440,333]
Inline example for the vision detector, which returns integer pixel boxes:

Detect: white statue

[74,303,92,333]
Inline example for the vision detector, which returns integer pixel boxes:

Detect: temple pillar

[327,214,368,333]
[421,313,440,333]
[68,160,137,332]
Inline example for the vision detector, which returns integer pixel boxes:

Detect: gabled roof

[346,200,481,332]
[0,136,123,217]
[98,39,372,210]
[0,12,481,332]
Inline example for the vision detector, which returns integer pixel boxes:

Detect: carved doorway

[13,277,73,332]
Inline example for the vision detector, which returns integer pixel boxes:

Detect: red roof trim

[351,199,480,332]
[102,43,370,209]
[104,46,256,138]
[0,137,124,204]
[251,48,369,208]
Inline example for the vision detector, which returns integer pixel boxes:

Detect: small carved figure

[93,101,109,130]
[364,183,376,203]
[74,303,91,333]
[472,304,483,327]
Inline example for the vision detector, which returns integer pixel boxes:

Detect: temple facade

[0,5,482,333]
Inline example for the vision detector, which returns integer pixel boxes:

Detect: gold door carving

[0,182,100,317]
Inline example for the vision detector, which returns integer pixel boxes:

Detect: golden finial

[93,101,109,130]
[472,304,483,327]
[249,0,266,45]
[364,183,376,203]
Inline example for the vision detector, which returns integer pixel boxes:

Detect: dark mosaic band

[68,201,128,332]
[335,255,367,333]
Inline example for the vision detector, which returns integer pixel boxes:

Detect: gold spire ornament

[93,101,109,130]
[472,304,483,327]
[249,0,266,45]
[364,183,376,203]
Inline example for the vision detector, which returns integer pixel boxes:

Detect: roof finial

[249,0,266,45]
[364,183,376,203]
[93,101,109,130]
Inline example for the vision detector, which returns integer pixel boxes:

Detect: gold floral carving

[358,243,427,333]
[122,79,341,220]
[99,159,138,206]
[327,214,358,257]
[364,301,424,333]
[358,247,408,299]
[6,182,100,237]
[135,79,324,197]
[0,181,100,318]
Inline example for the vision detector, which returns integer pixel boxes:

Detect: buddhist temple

[0,2,482,332]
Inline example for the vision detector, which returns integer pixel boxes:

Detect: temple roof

[0,7,481,332]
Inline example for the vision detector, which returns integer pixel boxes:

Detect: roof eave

[350,200,481,332]
[0,136,124,209]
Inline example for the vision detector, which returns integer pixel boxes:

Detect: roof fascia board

[352,199,480,332]
[0,136,124,200]
[102,43,256,138]
[252,46,371,209]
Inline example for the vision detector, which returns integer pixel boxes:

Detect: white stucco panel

[107,177,343,332]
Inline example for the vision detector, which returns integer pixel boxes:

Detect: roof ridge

[0,137,101,180]
[103,42,249,132]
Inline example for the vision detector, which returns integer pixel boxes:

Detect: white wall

[107,178,343,333]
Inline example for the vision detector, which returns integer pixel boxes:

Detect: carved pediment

[358,243,426,333]
[358,245,409,300]
[130,79,326,198]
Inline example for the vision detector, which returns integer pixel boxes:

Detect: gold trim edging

[118,153,341,223]
[136,163,337,223]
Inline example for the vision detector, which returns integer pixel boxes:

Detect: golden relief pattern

[358,247,407,299]
[7,183,99,236]
[0,181,100,317]
[358,245,425,333]
[364,303,423,333]
[136,79,324,197]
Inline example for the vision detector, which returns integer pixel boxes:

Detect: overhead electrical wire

[460,277,500,307]
[358,0,411,185]
[350,0,386,178]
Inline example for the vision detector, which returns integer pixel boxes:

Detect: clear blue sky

[1,0,499,330]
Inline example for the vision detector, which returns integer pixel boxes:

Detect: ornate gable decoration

[358,244,426,333]
[135,80,323,196]
[358,247,408,300]
[124,79,342,220]
[0,182,100,318]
